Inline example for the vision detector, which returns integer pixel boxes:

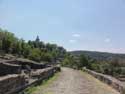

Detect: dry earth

[33,67,120,94]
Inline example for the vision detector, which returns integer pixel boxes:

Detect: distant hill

[69,50,125,62]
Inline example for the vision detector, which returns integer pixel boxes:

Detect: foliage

[61,54,93,69]
[62,52,124,77]
[28,48,41,62]
[61,54,76,68]
[0,28,66,62]
[70,50,125,62]
[78,54,91,69]
[91,60,122,77]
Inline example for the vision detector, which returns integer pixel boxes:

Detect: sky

[0,0,125,53]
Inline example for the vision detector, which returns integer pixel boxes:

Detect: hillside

[70,50,125,62]
[0,28,66,63]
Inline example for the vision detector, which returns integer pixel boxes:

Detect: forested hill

[70,50,125,61]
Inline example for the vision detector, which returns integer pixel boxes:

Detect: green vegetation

[91,60,122,76]
[61,54,94,70]
[0,28,66,62]
[70,50,125,62]
[62,51,125,77]
[69,51,125,77]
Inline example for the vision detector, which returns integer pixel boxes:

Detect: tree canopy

[0,28,66,62]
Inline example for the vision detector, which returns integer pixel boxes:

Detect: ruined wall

[0,63,21,76]
[0,64,60,94]
[7,59,47,69]
[0,74,26,94]
[18,66,61,94]
[83,68,125,94]
[31,66,60,79]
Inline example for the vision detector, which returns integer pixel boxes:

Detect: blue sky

[0,0,125,53]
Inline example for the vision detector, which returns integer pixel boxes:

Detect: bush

[28,48,41,62]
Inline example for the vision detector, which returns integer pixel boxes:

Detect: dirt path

[34,67,120,94]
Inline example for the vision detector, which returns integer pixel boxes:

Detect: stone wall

[26,66,60,87]
[0,63,21,76]
[17,66,61,94]
[31,66,60,79]
[83,68,125,94]
[7,59,47,69]
[0,74,26,94]
[0,64,60,94]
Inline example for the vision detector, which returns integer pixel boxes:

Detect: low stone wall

[0,63,21,76]
[7,59,47,69]
[0,66,60,94]
[18,66,61,94]
[83,68,125,94]
[31,66,60,79]
[0,74,26,94]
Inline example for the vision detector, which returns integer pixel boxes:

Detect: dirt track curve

[34,67,120,94]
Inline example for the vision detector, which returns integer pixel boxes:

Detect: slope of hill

[70,50,125,61]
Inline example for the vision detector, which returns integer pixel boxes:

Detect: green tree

[61,54,76,68]
[77,54,90,69]
[0,28,67,63]
[28,48,41,62]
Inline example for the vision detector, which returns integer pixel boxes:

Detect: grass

[23,72,60,94]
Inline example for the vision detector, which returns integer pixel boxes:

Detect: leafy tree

[0,28,66,63]
[62,55,75,67]
[78,54,89,68]
[28,48,41,62]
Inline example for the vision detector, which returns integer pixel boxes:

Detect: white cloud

[69,39,77,43]
[104,38,111,43]
[72,34,80,38]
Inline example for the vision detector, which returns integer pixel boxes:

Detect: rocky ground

[33,67,120,94]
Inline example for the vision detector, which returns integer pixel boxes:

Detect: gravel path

[34,67,120,94]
